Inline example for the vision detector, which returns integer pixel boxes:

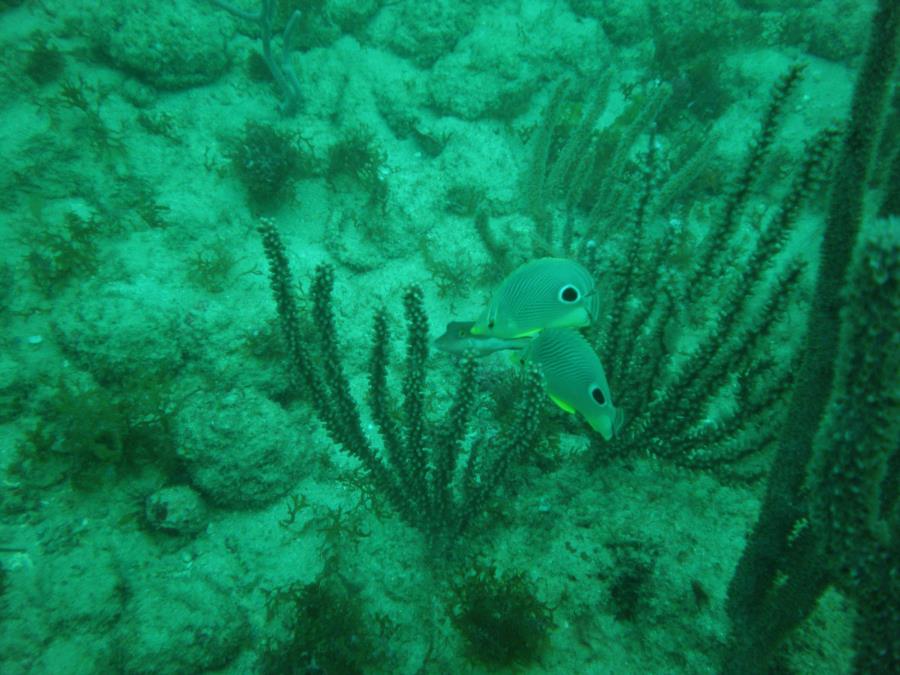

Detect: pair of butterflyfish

[435,258,622,440]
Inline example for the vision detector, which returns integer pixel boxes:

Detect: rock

[118,576,247,675]
[367,1,477,67]
[52,278,192,386]
[175,388,306,508]
[89,0,231,89]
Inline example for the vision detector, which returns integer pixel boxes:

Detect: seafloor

[0,0,872,673]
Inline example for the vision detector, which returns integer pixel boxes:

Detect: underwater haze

[1,0,897,673]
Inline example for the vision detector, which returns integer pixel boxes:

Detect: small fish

[435,320,531,356]
[522,327,622,440]
[471,258,599,339]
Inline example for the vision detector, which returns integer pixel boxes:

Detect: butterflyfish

[434,320,531,356]
[523,327,622,440]
[472,258,599,339]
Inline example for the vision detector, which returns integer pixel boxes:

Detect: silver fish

[435,320,530,357]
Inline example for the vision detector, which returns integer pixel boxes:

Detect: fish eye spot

[591,387,606,405]
[488,320,495,329]
[560,285,579,303]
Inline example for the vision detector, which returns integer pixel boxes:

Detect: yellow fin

[549,393,576,414]
[512,327,543,338]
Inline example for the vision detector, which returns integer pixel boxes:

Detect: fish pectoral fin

[508,351,525,367]
[548,393,576,415]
